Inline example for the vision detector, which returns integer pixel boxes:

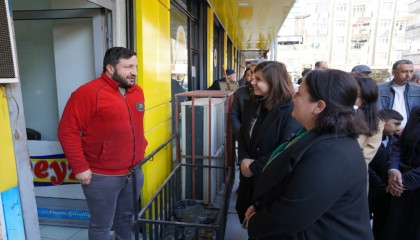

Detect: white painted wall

[53,18,95,119]
[15,20,59,141]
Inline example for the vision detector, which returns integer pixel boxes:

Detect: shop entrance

[13,3,110,227]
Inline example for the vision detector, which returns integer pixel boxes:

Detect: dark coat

[228,85,254,141]
[383,105,420,240]
[389,105,420,190]
[247,131,373,240]
[368,135,398,240]
[235,98,301,223]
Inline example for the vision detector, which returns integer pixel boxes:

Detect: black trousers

[235,173,254,224]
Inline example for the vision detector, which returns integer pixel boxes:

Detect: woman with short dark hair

[244,69,373,240]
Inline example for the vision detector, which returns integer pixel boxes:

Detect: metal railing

[130,90,235,240]
[131,133,178,240]
[136,164,231,240]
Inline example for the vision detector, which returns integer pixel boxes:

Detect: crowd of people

[227,58,420,240]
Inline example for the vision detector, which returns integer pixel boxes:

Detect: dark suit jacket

[389,105,420,190]
[248,131,373,240]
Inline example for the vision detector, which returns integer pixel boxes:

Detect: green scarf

[263,127,309,171]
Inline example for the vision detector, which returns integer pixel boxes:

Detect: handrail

[139,133,178,167]
[132,132,178,240]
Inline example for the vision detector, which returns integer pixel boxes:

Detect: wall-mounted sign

[29,141,78,186]
[0,0,19,83]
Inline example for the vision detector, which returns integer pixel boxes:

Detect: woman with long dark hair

[235,61,301,224]
[244,69,373,239]
[354,75,384,165]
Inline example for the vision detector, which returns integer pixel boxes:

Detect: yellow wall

[0,86,18,192]
[135,0,173,204]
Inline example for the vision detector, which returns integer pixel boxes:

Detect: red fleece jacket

[58,73,148,175]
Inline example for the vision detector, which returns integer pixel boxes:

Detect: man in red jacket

[58,47,148,240]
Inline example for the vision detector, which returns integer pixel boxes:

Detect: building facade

[403,0,420,67]
[278,0,415,82]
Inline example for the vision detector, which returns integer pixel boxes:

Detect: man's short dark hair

[103,47,137,72]
[392,59,413,71]
[378,108,403,122]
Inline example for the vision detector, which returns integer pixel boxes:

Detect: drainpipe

[126,0,134,49]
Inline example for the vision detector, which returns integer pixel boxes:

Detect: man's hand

[76,169,93,185]
[387,170,406,197]
[240,158,254,177]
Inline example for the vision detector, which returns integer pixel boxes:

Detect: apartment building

[403,0,420,68]
[278,0,415,81]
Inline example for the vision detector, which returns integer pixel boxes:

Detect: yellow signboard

[0,86,18,192]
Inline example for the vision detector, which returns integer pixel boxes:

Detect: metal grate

[0,0,16,78]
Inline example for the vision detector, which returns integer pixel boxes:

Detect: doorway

[13,7,109,227]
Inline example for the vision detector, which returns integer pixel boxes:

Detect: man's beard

[112,69,134,88]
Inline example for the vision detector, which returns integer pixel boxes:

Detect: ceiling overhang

[208,0,296,51]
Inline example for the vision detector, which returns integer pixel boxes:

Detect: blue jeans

[82,167,144,240]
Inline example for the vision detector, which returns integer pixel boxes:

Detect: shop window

[170,6,189,92]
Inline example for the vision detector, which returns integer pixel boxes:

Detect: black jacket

[233,90,301,223]
[228,85,254,141]
[237,99,301,174]
[248,131,373,240]
[389,105,420,190]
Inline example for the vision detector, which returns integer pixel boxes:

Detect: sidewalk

[224,167,248,239]
[39,167,247,240]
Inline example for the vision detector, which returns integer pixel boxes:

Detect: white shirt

[391,84,407,128]
[382,136,389,148]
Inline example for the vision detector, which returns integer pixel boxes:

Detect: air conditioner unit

[0,0,19,83]
[180,98,226,204]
